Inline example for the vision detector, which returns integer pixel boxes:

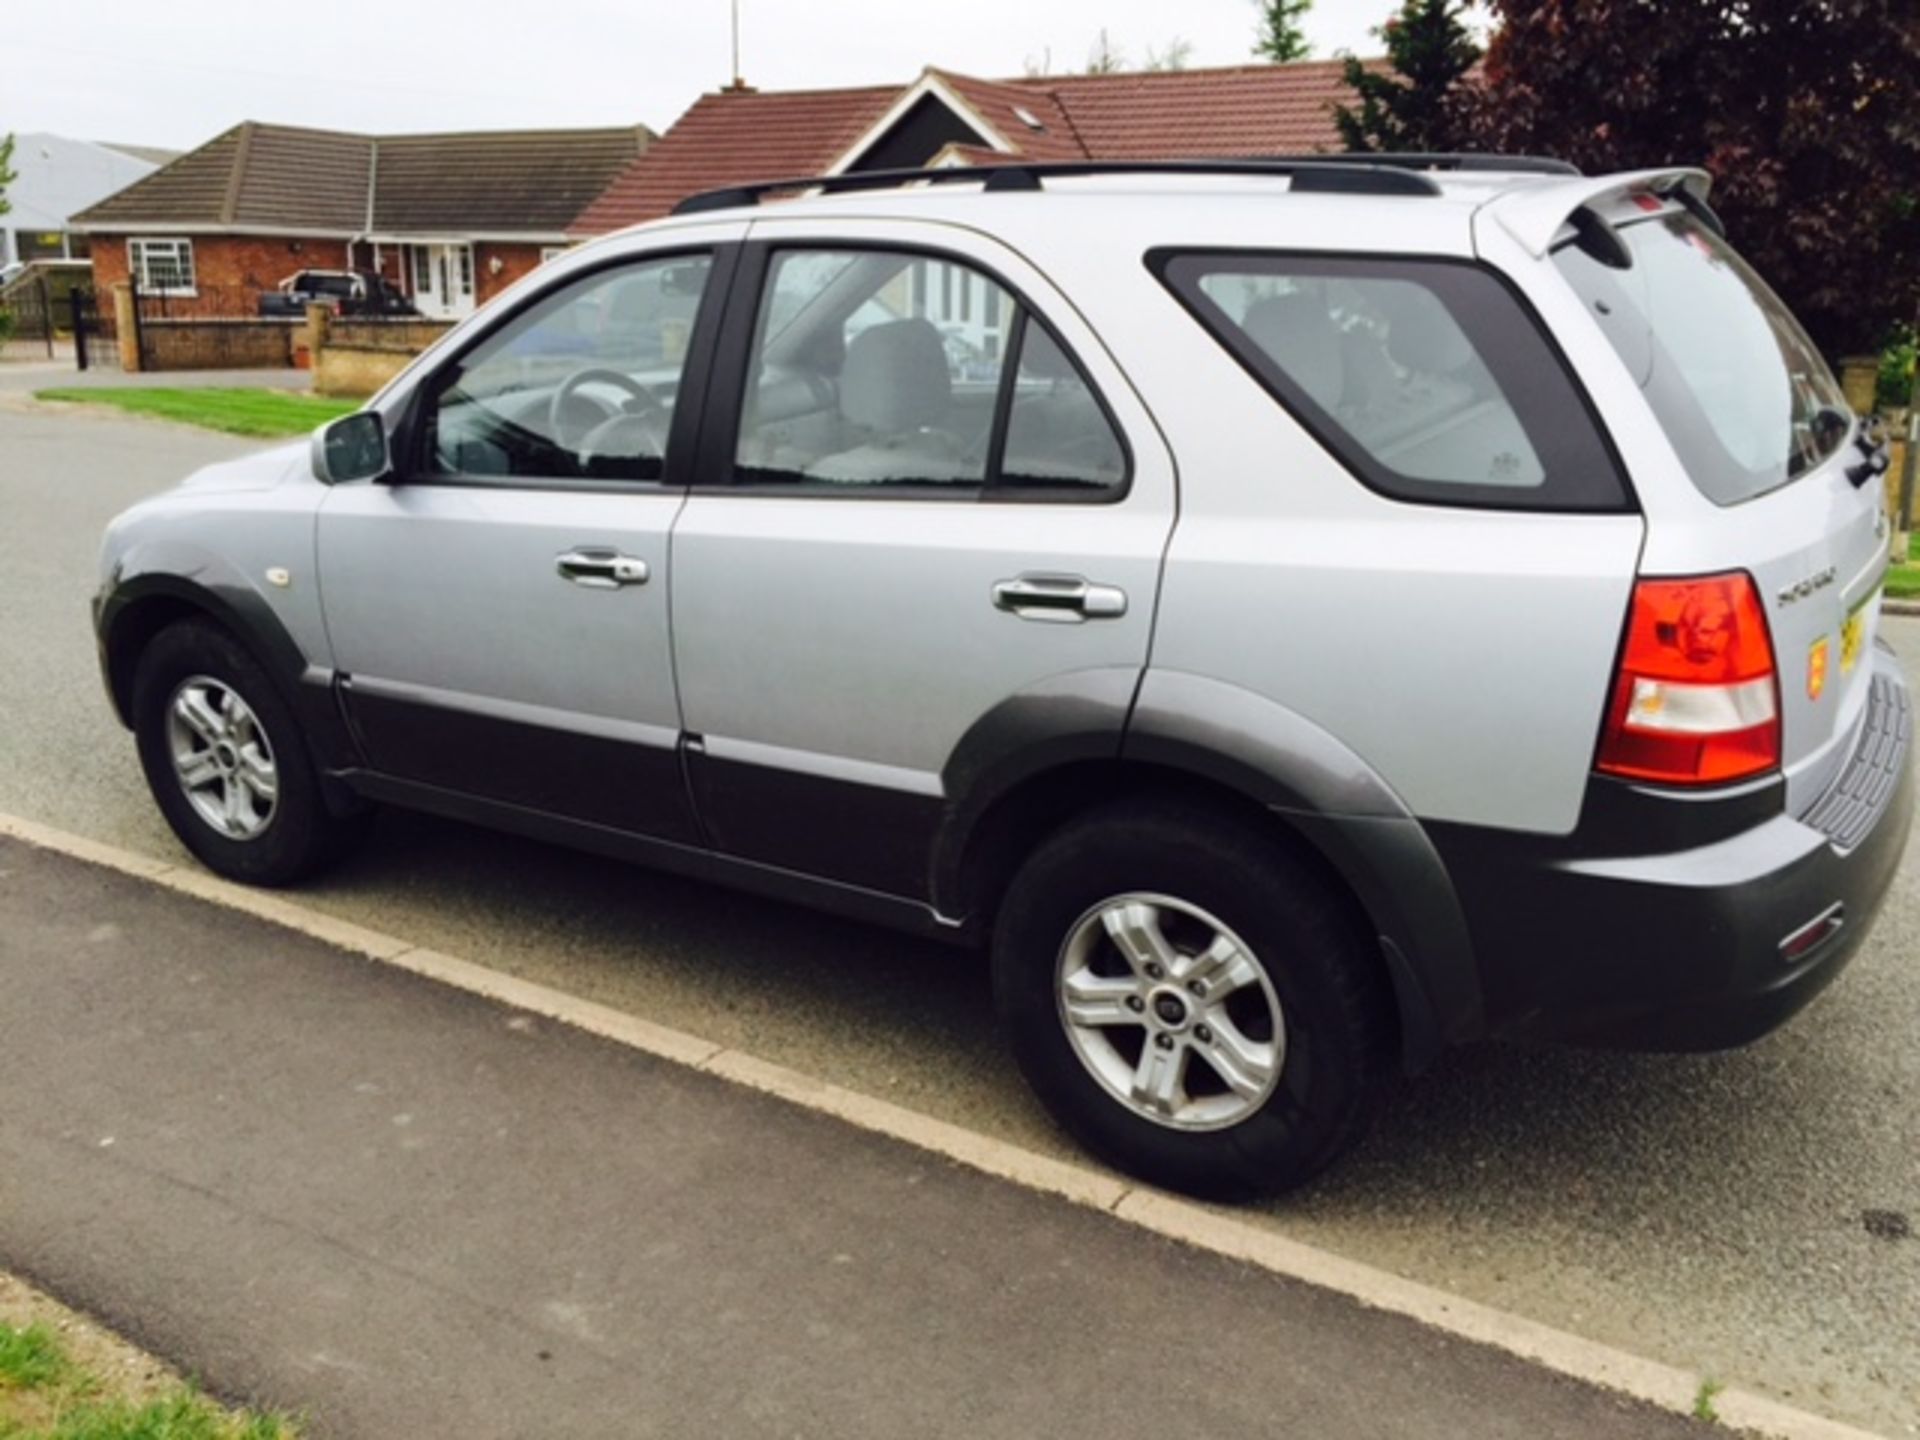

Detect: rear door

[668,219,1175,902]
[1551,202,1888,806]
[317,234,737,840]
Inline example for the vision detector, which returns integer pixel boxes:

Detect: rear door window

[728,246,1128,500]
[1155,252,1630,511]
[1553,212,1848,506]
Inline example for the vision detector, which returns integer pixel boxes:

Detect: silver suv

[95,157,1914,1197]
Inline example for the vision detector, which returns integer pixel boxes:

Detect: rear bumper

[1433,646,1913,1051]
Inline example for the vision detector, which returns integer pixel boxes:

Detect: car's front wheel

[992,798,1391,1199]
[132,619,369,885]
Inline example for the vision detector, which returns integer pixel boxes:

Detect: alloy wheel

[1055,892,1285,1132]
[165,675,278,841]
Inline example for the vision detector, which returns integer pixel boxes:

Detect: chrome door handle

[556,548,650,589]
[991,573,1128,623]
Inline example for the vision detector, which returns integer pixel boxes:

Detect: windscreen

[1554,212,1848,506]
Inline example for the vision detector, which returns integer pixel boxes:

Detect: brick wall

[314,342,418,398]
[331,318,456,350]
[139,320,296,370]
[91,233,351,317]
[476,242,552,304]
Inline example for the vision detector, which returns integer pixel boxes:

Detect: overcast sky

[5,0,1395,151]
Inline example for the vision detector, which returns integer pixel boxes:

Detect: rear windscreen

[1155,252,1630,511]
[1553,213,1847,506]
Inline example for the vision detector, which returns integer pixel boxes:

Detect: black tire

[131,619,371,886]
[991,798,1392,1200]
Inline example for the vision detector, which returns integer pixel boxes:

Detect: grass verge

[1886,557,1920,601]
[0,1318,294,1440]
[33,388,360,439]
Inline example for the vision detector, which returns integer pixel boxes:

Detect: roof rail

[1285,152,1581,176]
[669,152,1582,216]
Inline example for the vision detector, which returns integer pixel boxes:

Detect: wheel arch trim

[1125,670,1482,1066]
[96,563,363,797]
[937,668,1484,1069]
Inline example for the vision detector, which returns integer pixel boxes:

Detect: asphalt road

[2,398,1916,1434]
[0,839,1713,1439]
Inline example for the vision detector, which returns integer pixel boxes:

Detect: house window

[412,247,432,292]
[456,246,474,296]
[19,231,68,262]
[128,238,196,296]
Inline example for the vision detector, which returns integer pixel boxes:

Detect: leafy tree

[1879,327,1916,410]
[1145,37,1196,72]
[1333,0,1483,153]
[1254,0,1314,62]
[1465,0,1920,359]
[1086,29,1126,74]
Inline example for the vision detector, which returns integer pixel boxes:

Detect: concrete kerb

[0,808,1890,1440]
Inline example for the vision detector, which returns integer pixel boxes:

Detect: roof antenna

[723,0,753,92]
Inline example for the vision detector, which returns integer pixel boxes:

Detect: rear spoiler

[1489,168,1715,257]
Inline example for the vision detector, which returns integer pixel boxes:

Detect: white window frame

[128,237,197,297]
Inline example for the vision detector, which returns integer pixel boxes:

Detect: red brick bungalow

[572,61,1365,235]
[74,121,653,320]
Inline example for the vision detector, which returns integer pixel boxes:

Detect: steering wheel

[549,368,668,455]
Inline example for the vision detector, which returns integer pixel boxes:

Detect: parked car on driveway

[94,156,1913,1198]
[257,268,415,318]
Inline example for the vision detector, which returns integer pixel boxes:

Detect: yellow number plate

[1840,598,1871,675]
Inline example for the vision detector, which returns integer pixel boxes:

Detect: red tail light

[1596,572,1780,786]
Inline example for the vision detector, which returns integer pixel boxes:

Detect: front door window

[423,252,713,483]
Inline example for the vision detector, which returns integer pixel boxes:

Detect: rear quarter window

[1153,251,1631,512]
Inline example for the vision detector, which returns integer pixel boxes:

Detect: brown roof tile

[929,71,1088,162]
[1043,60,1358,159]
[228,125,372,231]
[372,127,650,234]
[75,121,651,239]
[571,60,1367,235]
[75,123,258,229]
[570,85,898,236]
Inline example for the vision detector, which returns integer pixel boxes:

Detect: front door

[411,242,476,320]
[669,224,1176,902]
[318,242,731,839]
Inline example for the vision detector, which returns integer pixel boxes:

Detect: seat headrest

[1241,292,1344,413]
[1380,283,1474,375]
[841,318,951,432]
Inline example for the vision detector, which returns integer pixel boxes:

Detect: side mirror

[313,411,390,485]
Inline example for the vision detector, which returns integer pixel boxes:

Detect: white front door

[410,243,475,319]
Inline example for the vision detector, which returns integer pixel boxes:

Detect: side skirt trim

[337,769,974,944]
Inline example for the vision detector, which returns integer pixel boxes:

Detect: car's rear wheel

[133,619,370,885]
[992,798,1391,1199]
